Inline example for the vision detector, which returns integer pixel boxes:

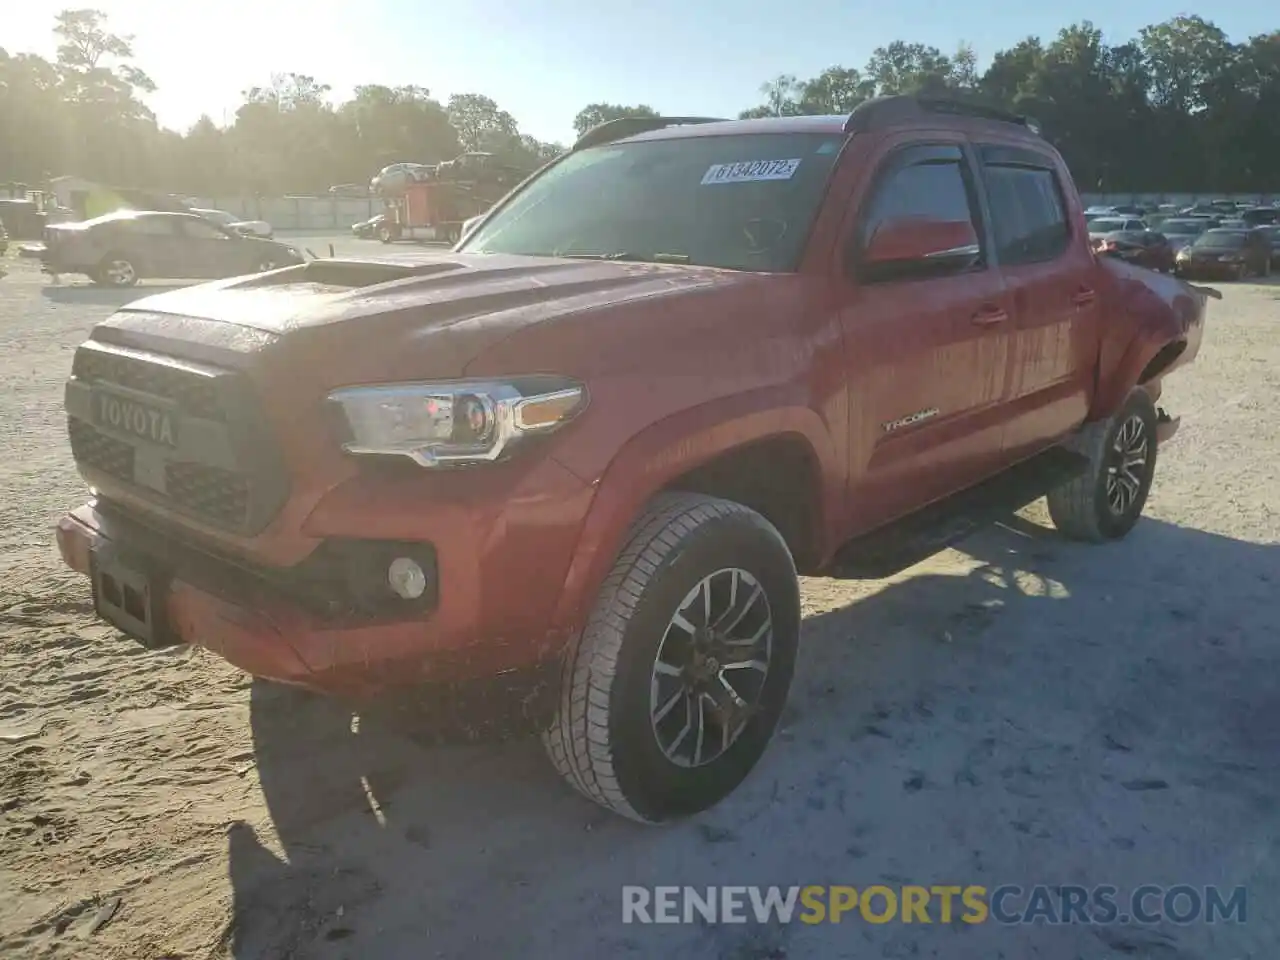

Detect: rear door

[972,143,1098,460]
[836,135,1016,531]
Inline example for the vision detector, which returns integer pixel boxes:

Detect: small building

[48,176,189,220]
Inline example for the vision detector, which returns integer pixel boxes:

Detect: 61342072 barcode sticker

[701,158,802,185]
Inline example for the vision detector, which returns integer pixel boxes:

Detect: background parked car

[1174,227,1272,280]
[0,198,47,240]
[1087,216,1147,239]
[369,162,436,195]
[352,213,387,239]
[1241,206,1279,227]
[42,210,304,287]
[191,207,274,239]
[1093,229,1174,272]
[1083,205,1119,221]
[1159,218,1214,253]
[1259,224,1280,258]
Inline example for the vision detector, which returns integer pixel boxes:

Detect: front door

[126,215,184,278]
[836,135,1016,533]
[972,143,1098,459]
[176,216,241,278]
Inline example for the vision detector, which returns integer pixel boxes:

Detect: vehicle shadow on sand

[225,515,1280,960]
[40,282,190,306]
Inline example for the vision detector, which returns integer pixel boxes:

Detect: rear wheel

[93,255,139,287]
[543,493,801,823]
[378,225,395,244]
[1047,389,1158,542]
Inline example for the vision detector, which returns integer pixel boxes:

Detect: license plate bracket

[91,547,178,649]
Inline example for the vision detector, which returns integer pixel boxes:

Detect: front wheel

[1047,389,1158,542]
[543,493,800,823]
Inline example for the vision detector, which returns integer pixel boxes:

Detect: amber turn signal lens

[514,388,585,431]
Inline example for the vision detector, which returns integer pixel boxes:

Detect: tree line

[1,10,1277,197]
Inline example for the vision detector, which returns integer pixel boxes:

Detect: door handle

[971,305,1008,326]
[1072,287,1097,306]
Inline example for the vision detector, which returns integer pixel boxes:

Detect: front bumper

[56,487,586,696]
[1175,260,1244,279]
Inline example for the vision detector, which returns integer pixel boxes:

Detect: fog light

[387,557,427,600]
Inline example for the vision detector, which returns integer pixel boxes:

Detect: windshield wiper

[559,251,691,264]
[560,251,642,261]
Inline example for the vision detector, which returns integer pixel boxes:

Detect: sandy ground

[0,244,1277,960]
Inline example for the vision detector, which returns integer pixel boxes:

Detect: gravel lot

[1,245,1277,960]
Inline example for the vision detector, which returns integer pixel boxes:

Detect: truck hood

[95,251,748,384]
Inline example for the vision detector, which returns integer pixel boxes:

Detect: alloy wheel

[105,260,135,285]
[1105,414,1148,516]
[650,567,773,769]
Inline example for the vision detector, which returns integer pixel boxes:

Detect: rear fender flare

[549,389,838,636]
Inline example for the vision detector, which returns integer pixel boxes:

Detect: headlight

[285,246,301,258]
[328,378,586,466]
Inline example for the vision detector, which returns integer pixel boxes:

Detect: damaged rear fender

[1088,259,1213,421]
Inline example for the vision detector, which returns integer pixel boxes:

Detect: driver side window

[859,158,978,248]
[181,218,228,240]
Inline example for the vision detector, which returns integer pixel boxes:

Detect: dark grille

[164,462,250,528]
[73,349,224,420]
[67,343,290,535]
[69,418,134,481]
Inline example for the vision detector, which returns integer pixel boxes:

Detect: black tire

[93,254,139,287]
[1047,389,1158,542]
[543,492,800,823]
[378,225,395,244]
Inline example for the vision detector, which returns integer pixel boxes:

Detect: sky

[6,1,1275,146]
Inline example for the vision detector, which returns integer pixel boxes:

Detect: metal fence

[190,196,380,231]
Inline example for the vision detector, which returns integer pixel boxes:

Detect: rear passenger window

[981,164,1070,265]
[860,160,977,248]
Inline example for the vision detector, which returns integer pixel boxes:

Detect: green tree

[797,67,872,114]
[446,93,518,152]
[572,102,659,136]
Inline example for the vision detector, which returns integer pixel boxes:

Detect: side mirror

[858,217,981,280]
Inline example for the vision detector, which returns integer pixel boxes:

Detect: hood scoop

[237,257,466,292]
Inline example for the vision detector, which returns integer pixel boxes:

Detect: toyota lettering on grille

[93,389,177,447]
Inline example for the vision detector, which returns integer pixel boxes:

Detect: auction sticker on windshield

[701,158,802,185]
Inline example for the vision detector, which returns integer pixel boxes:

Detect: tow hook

[1155,407,1180,444]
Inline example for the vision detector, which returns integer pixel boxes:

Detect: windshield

[459,132,846,271]
[1161,219,1207,236]
[1193,231,1246,249]
[1088,218,1127,234]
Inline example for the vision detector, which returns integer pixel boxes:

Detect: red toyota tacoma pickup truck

[55,96,1211,823]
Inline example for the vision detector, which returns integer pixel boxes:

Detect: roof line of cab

[571,94,1042,152]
